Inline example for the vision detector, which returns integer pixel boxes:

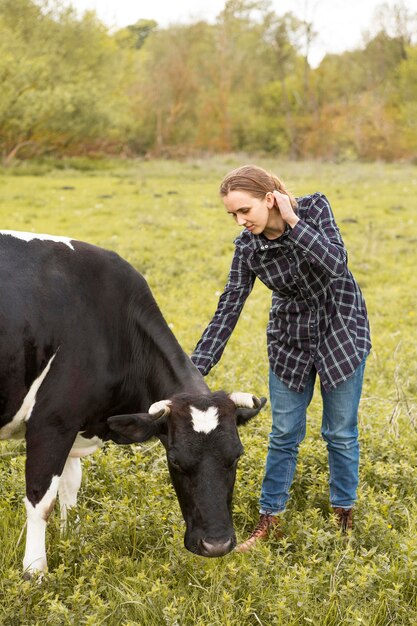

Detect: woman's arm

[275,191,348,277]
[191,249,256,376]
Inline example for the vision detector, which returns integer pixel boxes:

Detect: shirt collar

[252,224,291,250]
[234,224,291,252]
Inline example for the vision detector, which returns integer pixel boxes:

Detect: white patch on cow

[0,230,75,250]
[190,405,219,434]
[69,433,104,458]
[0,352,57,440]
[229,392,256,408]
[149,399,172,416]
[23,475,60,576]
[59,456,82,527]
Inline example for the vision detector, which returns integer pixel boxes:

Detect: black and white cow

[0,231,266,577]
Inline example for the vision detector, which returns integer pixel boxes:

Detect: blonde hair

[219,164,298,209]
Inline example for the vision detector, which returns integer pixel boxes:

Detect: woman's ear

[265,191,276,209]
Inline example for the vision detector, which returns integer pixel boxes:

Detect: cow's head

[107,391,266,557]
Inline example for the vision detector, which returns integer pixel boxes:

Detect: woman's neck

[263,210,286,240]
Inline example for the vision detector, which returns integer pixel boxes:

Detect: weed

[0,157,416,624]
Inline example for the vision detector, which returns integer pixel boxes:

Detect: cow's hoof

[22,560,47,582]
[23,569,45,583]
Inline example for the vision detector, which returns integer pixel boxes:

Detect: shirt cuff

[288,219,320,251]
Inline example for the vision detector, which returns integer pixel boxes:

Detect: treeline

[1,0,416,162]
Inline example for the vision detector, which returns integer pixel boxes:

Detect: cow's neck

[146,342,208,401]
[128,296,209,409]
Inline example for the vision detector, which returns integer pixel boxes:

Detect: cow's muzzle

[199,537,234,558]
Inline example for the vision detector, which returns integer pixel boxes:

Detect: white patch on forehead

[0,352,57,440]
[190,405,219,434]
[0,230,75,250]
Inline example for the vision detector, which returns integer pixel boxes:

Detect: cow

[0,230,266,578]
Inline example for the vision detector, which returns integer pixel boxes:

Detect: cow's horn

[229,392,260,409]
[148,399,172,418]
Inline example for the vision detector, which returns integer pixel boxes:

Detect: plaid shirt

[191,192,371,392]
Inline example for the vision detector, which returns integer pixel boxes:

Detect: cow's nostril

[200,538,233,557]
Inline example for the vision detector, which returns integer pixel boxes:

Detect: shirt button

[265,244,269,249]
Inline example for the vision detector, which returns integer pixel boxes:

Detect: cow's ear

[235,396,267,426]
[107,413,167,444]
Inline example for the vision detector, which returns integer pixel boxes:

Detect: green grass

[0,156,416,625]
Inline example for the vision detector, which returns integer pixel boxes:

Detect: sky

[68,0,417,66]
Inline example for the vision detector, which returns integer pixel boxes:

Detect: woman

[191,165,371,552]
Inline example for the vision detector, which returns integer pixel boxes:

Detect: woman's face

[223,190,275,235]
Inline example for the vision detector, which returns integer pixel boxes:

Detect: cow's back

[0,232,152,426]
[0,232,143,328]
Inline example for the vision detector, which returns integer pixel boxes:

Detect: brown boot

[235,514,280,553]
[333,507,354,533]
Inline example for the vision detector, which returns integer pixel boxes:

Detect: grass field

[0,156,416,625]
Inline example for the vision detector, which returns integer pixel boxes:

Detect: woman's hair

[219,164,298,209]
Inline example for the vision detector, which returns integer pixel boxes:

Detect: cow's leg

[23,426,76,578]
[58,456,82,529]
[23,475,60,578]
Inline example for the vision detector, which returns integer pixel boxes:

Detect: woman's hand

[273,190,300,228]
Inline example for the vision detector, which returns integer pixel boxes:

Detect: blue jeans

[259,359,366,514]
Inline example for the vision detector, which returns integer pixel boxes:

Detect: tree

[115,19,157,50]
[0,0,134,162]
